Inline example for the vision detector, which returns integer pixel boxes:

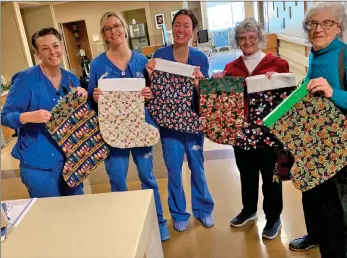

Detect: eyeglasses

[305,20,339,30]
[103,23,123,34]
[238,35,258,43]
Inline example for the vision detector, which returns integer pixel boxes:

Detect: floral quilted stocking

[45,88,110,188]
[235,73,297,150]
[264,80,347,192]
[147,59,203,134]
[199,76,245,145]
[98,78,160,148]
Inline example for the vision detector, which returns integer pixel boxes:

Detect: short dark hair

[172,9,198,30]
[31,27,62,50]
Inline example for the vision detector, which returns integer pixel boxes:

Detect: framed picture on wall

[155,13,165,30]
[171,10,179,21]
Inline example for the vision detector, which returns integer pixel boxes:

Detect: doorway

[60,20,92,78]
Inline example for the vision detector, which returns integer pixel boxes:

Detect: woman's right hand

[146,58,156,79]
[93,88,103,103]
[20,110,52,124]
[212,71,226,79]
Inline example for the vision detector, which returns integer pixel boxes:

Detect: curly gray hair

[303,2,347,39]
[234,18,266,49]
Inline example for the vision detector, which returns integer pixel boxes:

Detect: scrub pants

[104,146,167,229]
[160,128,214,222]
[20,161,84,198]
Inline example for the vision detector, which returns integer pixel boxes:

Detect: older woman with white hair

[288,3,347,257]
[213,18,289,240]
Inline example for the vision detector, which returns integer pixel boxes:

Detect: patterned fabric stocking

[264,81,347,192]
[199,76,245,145]
[98,78,160,148]
[46,88,109,188]
[235,73,296,150]
[147,59,203,134]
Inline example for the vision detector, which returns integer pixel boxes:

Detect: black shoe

[289,235,319,251]
[230,211,257,228]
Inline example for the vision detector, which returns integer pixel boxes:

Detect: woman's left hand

[141,87,153,101]
[76,87,88,97]
[307,77,333,98]
[193,66,205,88]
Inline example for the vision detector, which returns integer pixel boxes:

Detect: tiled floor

[1,137,320,257]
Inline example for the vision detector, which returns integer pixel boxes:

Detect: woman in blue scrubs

[1,27,87,198]
[146,9,215,232]
[88,12,169,241]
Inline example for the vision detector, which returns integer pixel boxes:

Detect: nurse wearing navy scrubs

[146,9,215,232]
[87,12,169,241]
[1,27,87,198]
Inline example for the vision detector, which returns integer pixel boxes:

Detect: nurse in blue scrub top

[87,12,170,241]
[1,27,87,198]
[146,9,215,232]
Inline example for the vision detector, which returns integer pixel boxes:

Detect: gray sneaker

[289,235,319,251]
[230,212,257,227]
[262,219,282,240]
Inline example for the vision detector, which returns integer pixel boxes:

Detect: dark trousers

[234,146,283,223]
[302,166,347,258]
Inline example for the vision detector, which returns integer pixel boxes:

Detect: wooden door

[61,23,82,77]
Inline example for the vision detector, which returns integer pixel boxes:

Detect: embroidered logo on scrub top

[136,72,144,78]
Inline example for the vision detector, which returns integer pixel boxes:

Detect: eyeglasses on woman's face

[103,23,123,34]
[238,35,258,43]
[305,20,339,30]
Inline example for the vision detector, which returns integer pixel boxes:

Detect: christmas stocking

[235,73,297,150]
[98,78,160,148]
[147,59,203,134]
[45,88,110,188]
[199,76,245,145]
[263,79,347,192]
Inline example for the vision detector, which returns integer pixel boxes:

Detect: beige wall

[200,1,208,29]
[21,5,57,65]
[1,2,32,83]
[53,1,184,58]
[123,8,147,25]
[147,1,184,44]
[188,1,203,30]
[243,2,255,18]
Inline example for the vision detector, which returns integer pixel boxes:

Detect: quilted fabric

[266,93,347,192]
[235,87,296,150]
[98,91,160,148]
[199,76,245,145]
[148,70,203,134]
[45,88,109,188]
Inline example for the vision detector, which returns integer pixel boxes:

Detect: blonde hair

[99,12,129,49]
